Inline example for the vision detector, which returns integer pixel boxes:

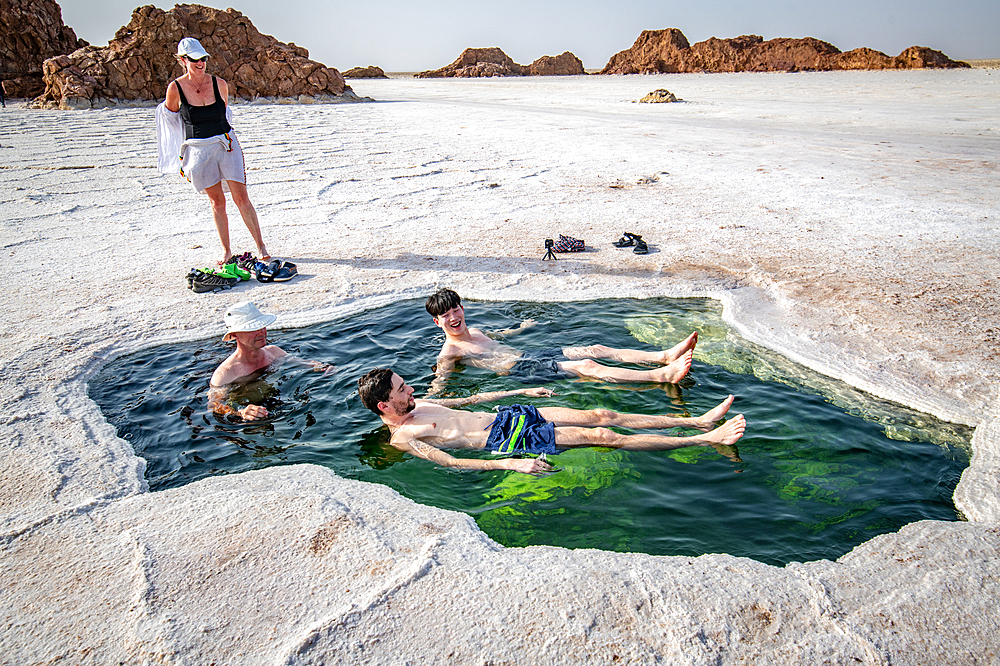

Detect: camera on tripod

[543,238,557,260]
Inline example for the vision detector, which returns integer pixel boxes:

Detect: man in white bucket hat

[208,302,337,420]
[209,302,287,420]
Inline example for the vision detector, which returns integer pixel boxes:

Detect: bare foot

[661,331,698,363]
[652,350,692,383]
[259,244,271,262]
[218,254,234,267]
[699,414,746,446]
[692,394,735,432]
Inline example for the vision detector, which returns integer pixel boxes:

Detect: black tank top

[176,76,233,140]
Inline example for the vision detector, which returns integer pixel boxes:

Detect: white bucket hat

[177,37,210,60]
[223,301,277,341]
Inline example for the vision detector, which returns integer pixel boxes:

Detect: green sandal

[219,261,252,281]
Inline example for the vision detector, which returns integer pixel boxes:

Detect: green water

[89,298,970,565]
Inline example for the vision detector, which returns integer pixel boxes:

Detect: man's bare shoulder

[210,353,240,388]
[210,345,287,387]
[410,399,457,415]
[264,345,288,361]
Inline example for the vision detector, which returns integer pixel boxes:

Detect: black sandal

[633,238,649,254]
[613,232,639,248]
[255,259,281,283]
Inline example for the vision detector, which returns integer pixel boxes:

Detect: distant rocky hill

[528,51,585,76]
[416,47,584,77]
[32,3,362,109]
[344,65,389,79]
[0,0,87,98]
[601,29,969,74]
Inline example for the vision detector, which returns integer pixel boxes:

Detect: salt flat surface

[1,70,998,664]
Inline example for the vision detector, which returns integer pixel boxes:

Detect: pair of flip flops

[613,232,649,254]
[254,259,297,283]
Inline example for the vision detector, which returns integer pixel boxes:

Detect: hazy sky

[57,0,997,72]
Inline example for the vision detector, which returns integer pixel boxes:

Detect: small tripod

[542,238,557,261]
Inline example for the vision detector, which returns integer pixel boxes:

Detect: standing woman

[157,37,270,265]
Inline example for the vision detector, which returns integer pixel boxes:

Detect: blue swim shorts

[508,348,569,385]
[485,404,560,456]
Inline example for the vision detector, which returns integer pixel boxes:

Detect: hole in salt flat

[90,298,971,566]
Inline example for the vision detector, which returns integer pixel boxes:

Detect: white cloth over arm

[156,102,183,175]
[155,101,235,175]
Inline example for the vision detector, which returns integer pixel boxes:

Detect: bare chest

[400,410,495,449]
[179,78,218,106]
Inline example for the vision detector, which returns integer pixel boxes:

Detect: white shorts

[179,132,246,193]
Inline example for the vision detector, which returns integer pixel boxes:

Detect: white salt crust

[1,70,998,664]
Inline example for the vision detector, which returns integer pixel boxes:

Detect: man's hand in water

[492,318,538,339]
[519,387,554,398]
[309,361,338,377]
[239,404,269,420]
[506,457,553,474]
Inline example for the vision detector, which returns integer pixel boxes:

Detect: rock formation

[416,47,525,78]
[343,65,388,79]
[31,3,359,110]
[639,89,680,103]
[0,0,87,98]
[416,47,586,78]
[528,51,585,76]
[601,29,970,74]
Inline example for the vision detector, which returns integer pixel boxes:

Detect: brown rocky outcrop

[891,46,967,69]
[32,3,359,110]
[416,47,587,78]
[602,28,691,74]
[528,51,585,76]
[416,47,525,78]
[1,0,87,98]
[344,65,388,79]
[601,28,969,74]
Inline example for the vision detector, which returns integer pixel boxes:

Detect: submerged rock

[601,28,970,74]
[31,3,360,109]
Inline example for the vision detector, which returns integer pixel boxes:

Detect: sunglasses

[185,55,209,62]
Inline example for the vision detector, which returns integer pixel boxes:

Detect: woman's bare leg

[227,180,269,260]
[204,182,231,265]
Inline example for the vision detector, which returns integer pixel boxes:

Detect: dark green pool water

[90,298,970,565]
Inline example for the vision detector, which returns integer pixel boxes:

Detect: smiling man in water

[357,367,745,474]
[424,288,698,393]
[209,301,334,421]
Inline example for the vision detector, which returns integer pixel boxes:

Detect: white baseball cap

[177,37,210,60]
[223,301,277,341]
